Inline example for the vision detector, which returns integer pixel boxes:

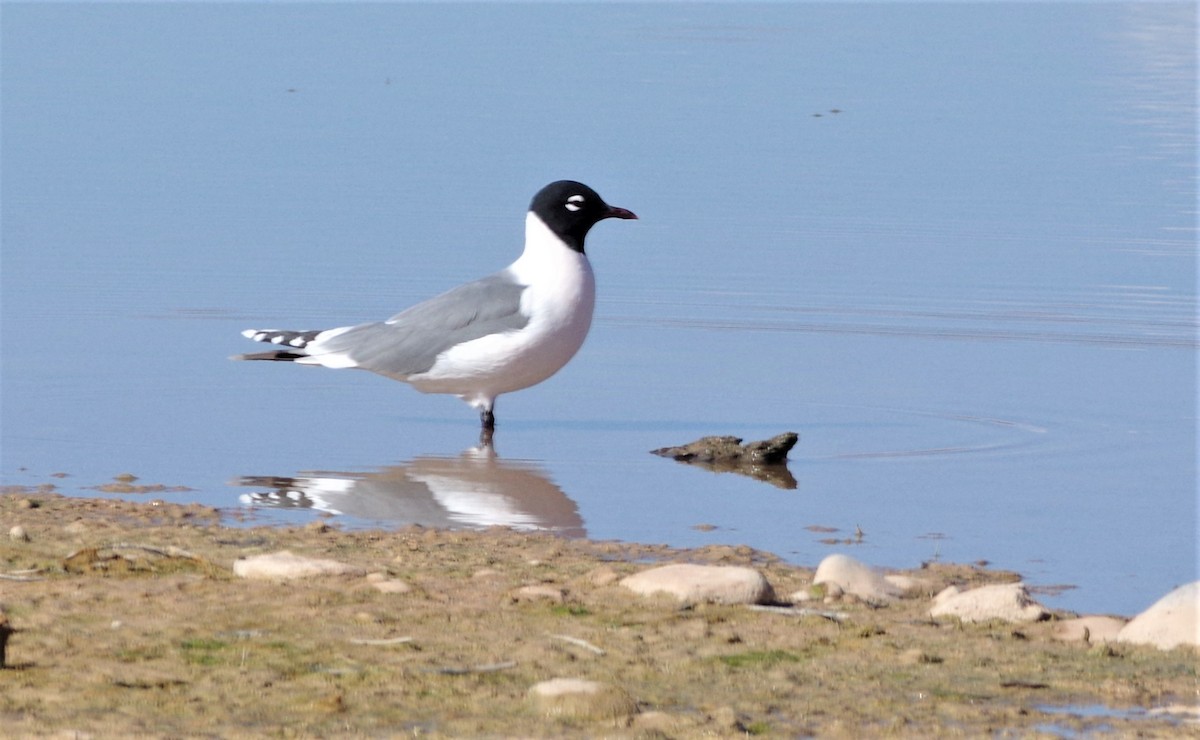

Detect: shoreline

[1,488,1195,736]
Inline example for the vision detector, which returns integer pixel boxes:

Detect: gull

[235,180,636,434]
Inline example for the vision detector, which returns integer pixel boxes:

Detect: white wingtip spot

[270,335,286,344]
[288,337,306,347]
[297,352,358,370]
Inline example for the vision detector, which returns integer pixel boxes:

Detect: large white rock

[1117,581,1200,651]
[813,554,902,602]
[528,678,637,722]
[619,564,774,605]
[232,550,365,580]
[930,583,1048,623]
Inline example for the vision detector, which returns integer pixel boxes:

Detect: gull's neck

[508,212,591,285]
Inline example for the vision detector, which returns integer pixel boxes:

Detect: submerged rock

[1117,581,1199,651]
[620,563,774,605]
[930,583,1049,623]
[650,432,799,489]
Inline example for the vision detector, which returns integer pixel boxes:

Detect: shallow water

[3,3,1195,616]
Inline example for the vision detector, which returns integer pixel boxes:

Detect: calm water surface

[3,4,1195,616]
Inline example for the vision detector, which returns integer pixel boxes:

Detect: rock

[511,584,565,604]
[650,433,799,490]
[370,579,411,594]
[528,678,637,722]
[585,566,621,587]
[366,571,412,592]
[651,433,798,465]
[632,710,696,733]
[8,525,29,542]
[1051,616,1126,645]
[813,554,902,602]
[710,705,746,731]
[232,551,365,580]
[930,583,1048,623]
[1117,581,1200,650]
[619,564,774,605]
[884,574,932,596]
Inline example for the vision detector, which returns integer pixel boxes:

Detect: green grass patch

[719,649,801,668]
[179,638,229,665]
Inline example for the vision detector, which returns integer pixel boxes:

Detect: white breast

[409,213,596,405]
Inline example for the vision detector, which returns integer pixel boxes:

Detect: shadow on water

[236,444,585,537]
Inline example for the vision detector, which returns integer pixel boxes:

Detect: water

[2,3,1195,617]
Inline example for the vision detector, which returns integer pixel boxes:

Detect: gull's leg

[479,402,496,446]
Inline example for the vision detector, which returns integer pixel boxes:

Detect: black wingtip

[231,350,307,362]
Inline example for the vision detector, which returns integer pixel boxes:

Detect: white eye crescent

[565,194,585,212]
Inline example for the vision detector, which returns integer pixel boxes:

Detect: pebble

[930,583,1049,623]
[232,551,366,580]
[710,705,744,731]
[511,584,565,604]
[1117,581,1199,650]
[528,678,637,723]
[619,563,774,605]
[813,554,902,602]
[899,648,943,665]
[369,577,412,595]
[64,521,88,535]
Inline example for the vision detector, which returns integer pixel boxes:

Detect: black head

[528,180,637,253]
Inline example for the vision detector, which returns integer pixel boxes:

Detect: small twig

[0,574,44,582]
[429,660,517,675]
[548,633,606,655]
[348,636,414,646]
[748,605,849,622]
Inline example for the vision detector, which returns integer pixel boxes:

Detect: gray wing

[307,272,529,379]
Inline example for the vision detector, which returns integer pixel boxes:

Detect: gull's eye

[565,194,585,212]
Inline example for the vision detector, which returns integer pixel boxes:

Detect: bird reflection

[237,444,584,537]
